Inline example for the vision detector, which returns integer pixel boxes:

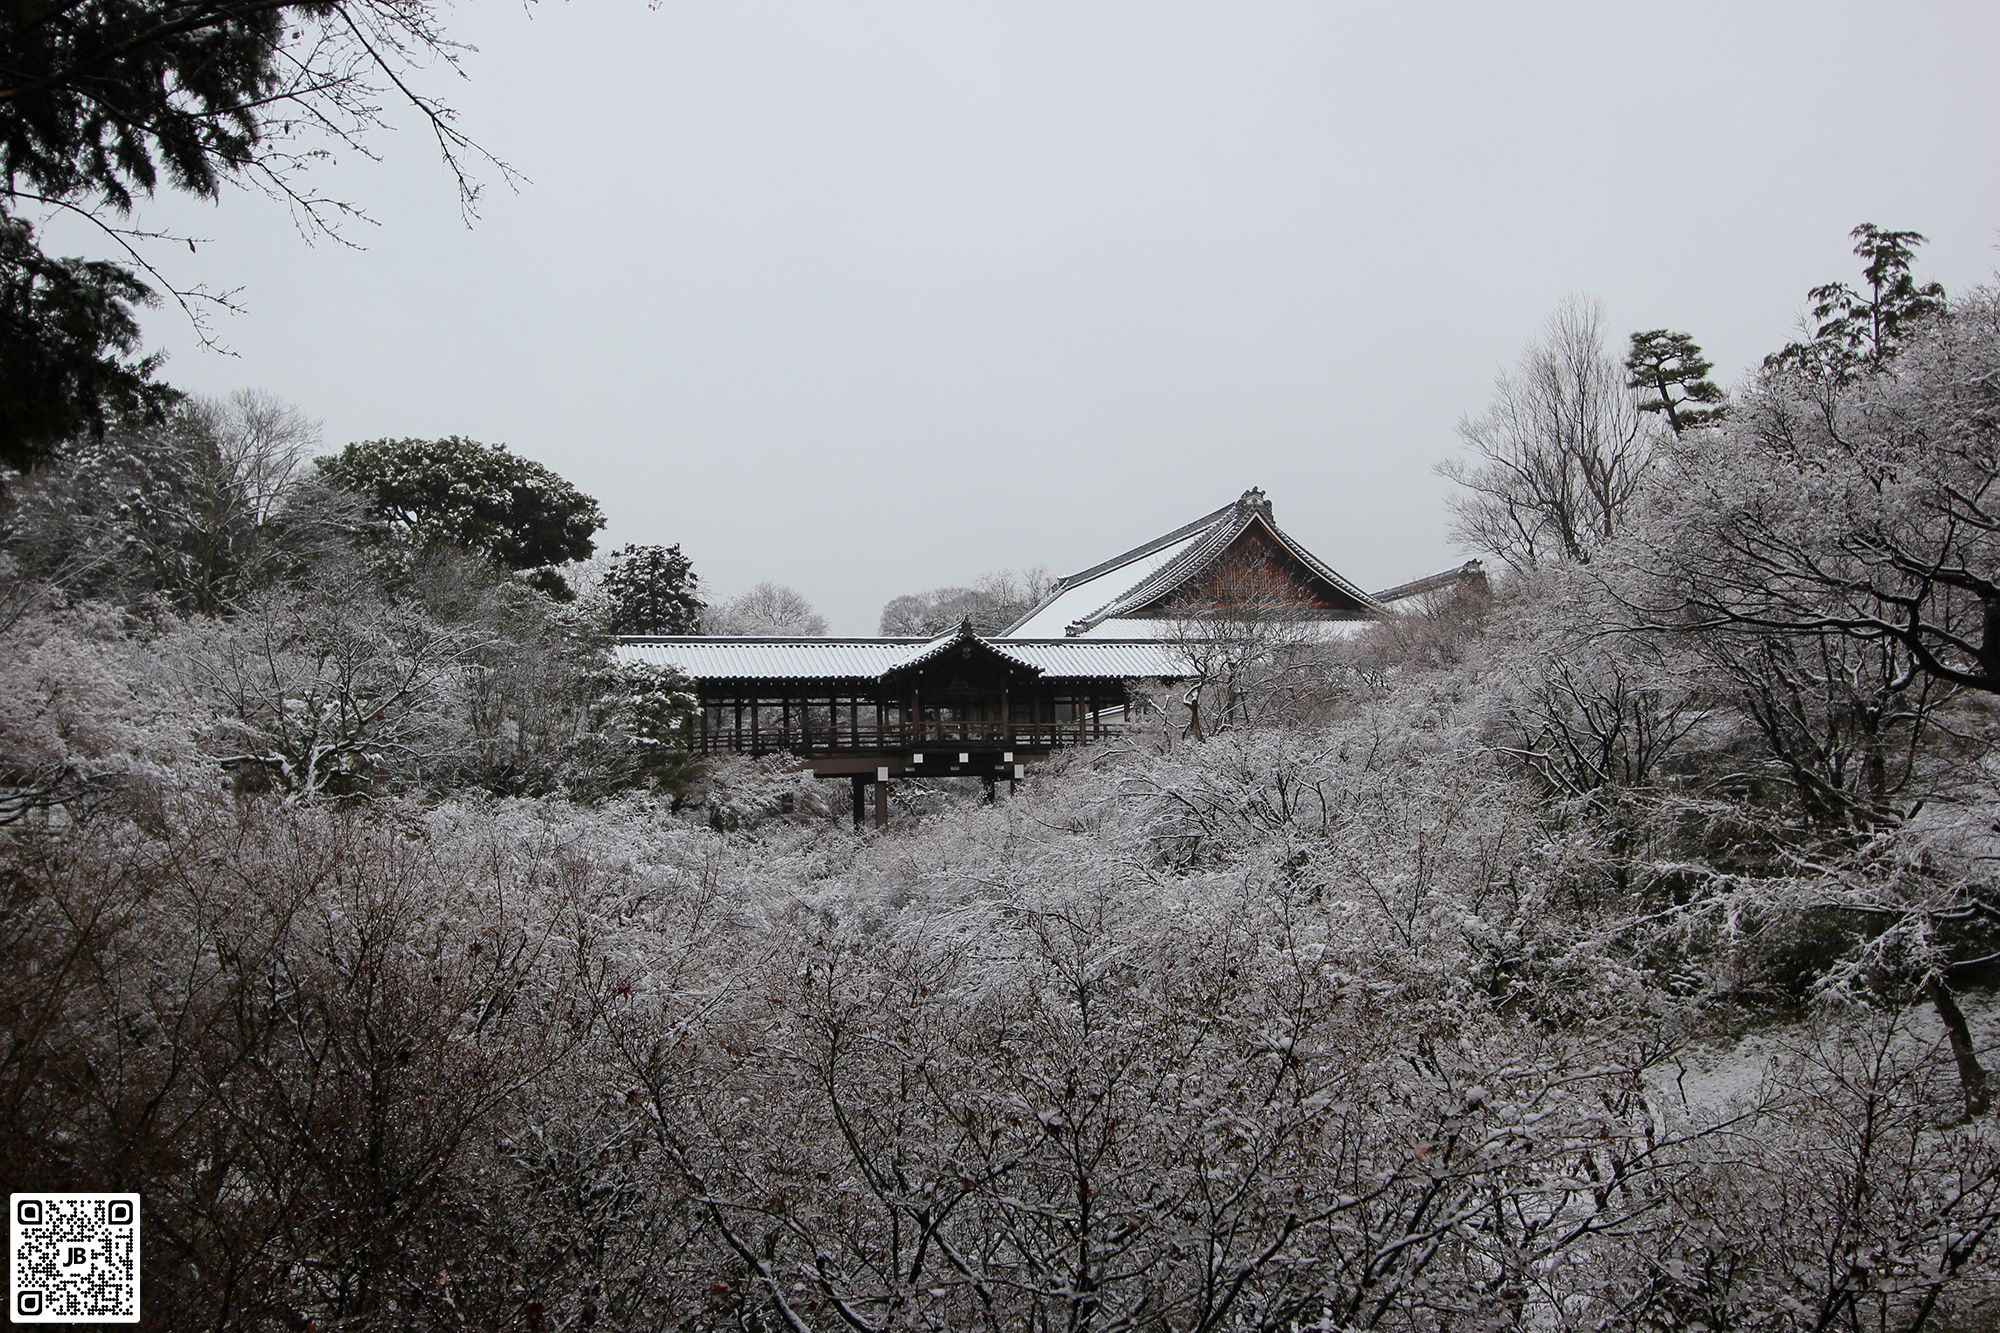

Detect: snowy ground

[1655,988,2000,1116]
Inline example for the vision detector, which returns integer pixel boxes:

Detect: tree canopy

[705,581,828,636]
[1635,285,2000,697]
[1439,297,1656,573]
[1,2,502,239]
[1767,223,1946,381]
[317,436,604,594]
[0,213,178,470]
[878,569,1052,636]
[1624,329,1725,435]
[2,2,517,469]
[602,543,704,637]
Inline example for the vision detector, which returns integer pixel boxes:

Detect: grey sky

[95,1,2000,634]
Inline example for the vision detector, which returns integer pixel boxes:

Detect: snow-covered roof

[614,624,1192,682]
[994,640,1191,677]
[1001,488,1385,638]
[1063,617,1375,642]
[1003,527,1214,638]
[616,637,929,680]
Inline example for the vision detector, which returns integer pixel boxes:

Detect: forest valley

[4,231,2000,1331]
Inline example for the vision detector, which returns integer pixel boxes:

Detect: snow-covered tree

[704,579,830,636]
[1440,297,1659,573]
[1631,285,2000,697]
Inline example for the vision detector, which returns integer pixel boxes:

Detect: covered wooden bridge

[614,623,1188,825]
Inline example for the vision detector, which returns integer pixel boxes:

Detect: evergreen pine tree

[1624,330,1726,435]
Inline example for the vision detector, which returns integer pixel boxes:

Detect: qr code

[10,1194,140,1323]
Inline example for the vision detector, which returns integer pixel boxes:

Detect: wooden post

[751,698,760,752]
[874,779,889,828]
[782,696,791,747]
[733,700,744,752]
[850,774,867,829]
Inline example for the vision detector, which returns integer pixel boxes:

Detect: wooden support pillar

[982,776,996,804]
[733,700,744,752]
[850,774,867,829]
[750,698,760,752]
[874,778,889,829]
[782,697,791,747]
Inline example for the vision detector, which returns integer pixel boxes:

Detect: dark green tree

[2,2,503,236]
[0,215,178,470]
[1767,224,1946,381]
[1624,330,1726,436]
[4,3,288,216]
[602,543,704,636]
[3,2,514,465]
[317,437,604,597]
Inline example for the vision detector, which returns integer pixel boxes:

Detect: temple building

[613,489,1477,825]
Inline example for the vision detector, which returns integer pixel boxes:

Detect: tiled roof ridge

[1055,499,1238,590]
[1071,506,1254,630]
[887,621,1044,675]
[1369,560,1487,604]
[996,497,1241,636]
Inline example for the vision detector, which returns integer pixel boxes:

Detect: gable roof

[1001,488,1384,638]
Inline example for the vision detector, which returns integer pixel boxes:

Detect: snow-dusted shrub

[0,586,196,820]
[679,752,840,831]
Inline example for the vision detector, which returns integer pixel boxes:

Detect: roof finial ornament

[1238,486,1271,519]
[958,615,976,636]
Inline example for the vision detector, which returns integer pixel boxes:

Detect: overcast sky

[94,1,2000,634]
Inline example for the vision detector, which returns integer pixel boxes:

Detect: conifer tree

[1624,330,1726,435]
[1767,223,1946,381]
[602,544,704,636]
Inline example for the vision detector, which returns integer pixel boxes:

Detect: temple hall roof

[1000,487,1385,638]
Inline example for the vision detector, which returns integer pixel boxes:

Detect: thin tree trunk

[1925,974,1991,1119]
